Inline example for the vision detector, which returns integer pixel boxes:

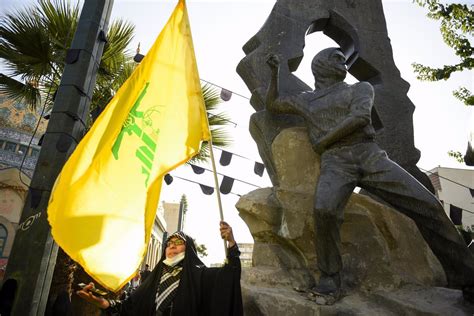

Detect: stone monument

[236,1,474,314]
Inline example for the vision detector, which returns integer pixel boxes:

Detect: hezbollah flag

[47,0,210,291]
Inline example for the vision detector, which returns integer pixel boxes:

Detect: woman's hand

[76,282,110,309]
[220,221,236,248]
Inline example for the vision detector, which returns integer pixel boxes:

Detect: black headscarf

[112,232,242,316]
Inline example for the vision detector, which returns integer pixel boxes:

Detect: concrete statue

[265,47,474,302]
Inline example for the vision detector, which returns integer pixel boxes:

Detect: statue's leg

[358,144,474,288]
[313,150,358,294]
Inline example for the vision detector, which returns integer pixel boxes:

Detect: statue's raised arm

[265,54,302,116]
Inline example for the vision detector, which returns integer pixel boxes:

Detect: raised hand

[266,54,281,71]
[220,221,236,248]
[76,282,110,309]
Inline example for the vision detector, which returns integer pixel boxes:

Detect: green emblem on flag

[112,82,162,186]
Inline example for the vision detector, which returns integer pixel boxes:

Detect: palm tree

[0,0,135,117]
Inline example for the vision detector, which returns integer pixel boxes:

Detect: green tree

[0,0,135,117]
[180,194,188,214]
[448,149,465,163]
[412,0,473,106]
[195,242,209,258]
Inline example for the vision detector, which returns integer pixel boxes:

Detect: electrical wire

[200,78,250,101]
[17,87,52,188]
[188,164,261,188]
[172,175,242,197]
[420,167,473,191]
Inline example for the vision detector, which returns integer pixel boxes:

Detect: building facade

[237,242,254,267]
[162,201,181,233]
[141,205,167,270]
[427,166,474,230]
[0,95,45,280]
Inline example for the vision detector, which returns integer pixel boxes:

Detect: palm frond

[0,7,52,78]
[201,83,220,111]
[91,57,136,114]
[100,19,135,72]
[38,0,79,66]
[189,84,233,163]
[0,73,41,108]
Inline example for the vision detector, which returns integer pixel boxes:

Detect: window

[13,102,26,110]
[17,145,28,155]
[0,224,7,257]
[31,148,40,158]
[0,107,10,119]
[4,142,17,153]
[22,113,37,128]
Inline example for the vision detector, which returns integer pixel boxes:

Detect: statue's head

[311,47,347,88]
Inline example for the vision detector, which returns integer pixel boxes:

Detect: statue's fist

[266,54,281,69]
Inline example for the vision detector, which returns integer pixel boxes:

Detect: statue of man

[266,48,474,302]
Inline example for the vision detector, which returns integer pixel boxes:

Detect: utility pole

[2,1,113,315]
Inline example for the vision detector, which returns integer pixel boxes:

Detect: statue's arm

[314,82,374,153]
[265,55,300,115]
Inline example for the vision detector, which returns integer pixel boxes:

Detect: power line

[171,175,242,197]
[17,89,51,189]
[200,78,250,101]
[200,79,474,195]
[214,146,263,164]
[207,113,237,127]
[188,164,261,188]
[460,207,474,216]
[421,167,473,191]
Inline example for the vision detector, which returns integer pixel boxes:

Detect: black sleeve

[200,246,243,316]
[103,289,140,315]
[226,244,241,269]
[103,299,123,315]
[103,298,131,316]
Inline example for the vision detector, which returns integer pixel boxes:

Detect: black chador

[105,233,243,315]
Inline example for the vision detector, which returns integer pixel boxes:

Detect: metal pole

[2,1,113,315]
[208,139,228,257]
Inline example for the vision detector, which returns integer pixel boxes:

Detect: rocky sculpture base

[236,128,474,315]
[242,282,471,315]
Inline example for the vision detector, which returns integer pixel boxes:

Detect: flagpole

[208,138,228,257]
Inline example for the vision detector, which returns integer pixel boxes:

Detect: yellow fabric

[47,0,209,292]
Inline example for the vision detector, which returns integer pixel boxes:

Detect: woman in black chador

[77,222,243,315]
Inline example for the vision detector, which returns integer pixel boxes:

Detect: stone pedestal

[236,128,474,315]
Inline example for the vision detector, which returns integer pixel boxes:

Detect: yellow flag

[47,0,209,292]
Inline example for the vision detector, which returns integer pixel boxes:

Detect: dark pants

[314,142,474,287]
